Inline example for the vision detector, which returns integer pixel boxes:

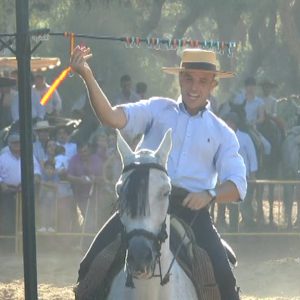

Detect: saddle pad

[170,216,221,300]
[75,217,221,300]
[74,234,123,300]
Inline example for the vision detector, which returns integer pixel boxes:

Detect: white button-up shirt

[56,142,77,161]
[236,129,258,177]
[120,97,247,199]
[0,149,41,186]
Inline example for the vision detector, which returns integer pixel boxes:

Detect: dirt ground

[0,235,300,300]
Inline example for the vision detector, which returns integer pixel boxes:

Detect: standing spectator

[43,139,57,164]
[38,159,58,232]
[114,74,139,105]
[208,93,219,114]
[0,75,16,129]
[99,131,121,227]
[55,125,77,161]
[33,120,54,166]
[9,70,44,122]
[0,132,41,251]
[259,79,278,118]
[32,72,62,118]
[233,77,265,127]
[54,145,75,233]
[224,112,258,230]
[135,81,148,100]
[67,142,103,225]
[233,77,271,157]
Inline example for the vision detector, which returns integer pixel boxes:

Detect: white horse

[107,129,198,300]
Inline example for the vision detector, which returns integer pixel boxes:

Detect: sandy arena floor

[0,235,299,300]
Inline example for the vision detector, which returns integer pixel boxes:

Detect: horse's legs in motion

[283,185,294,229]
[216,203,227,230]
[268,184,275,226]
[296,198,300,228]
[228,203,239,232]
[293,185,300,227]
[240,182,255,228]
[255,184,266,225]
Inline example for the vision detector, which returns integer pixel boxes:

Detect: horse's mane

[118,165,150,218]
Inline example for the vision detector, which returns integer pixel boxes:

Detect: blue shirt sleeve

[119,99,154,141]
[215,127,247,200]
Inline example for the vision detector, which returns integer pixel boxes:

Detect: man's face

[121,80,132,95]
[179,71,217,115]
[36,129,50,143]
[45,165,55,177]
[9,141,21,157]
[56,128,68,144]
[78,145,90,160]
[245,84,256,98]
[34,75,45,89]
[46,140,57,156]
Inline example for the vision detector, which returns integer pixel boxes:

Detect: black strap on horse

[157,186,203,286]
[122,162,168,175]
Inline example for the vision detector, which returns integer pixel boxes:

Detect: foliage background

[1,0,300,113]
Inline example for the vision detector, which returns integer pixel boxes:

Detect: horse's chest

[107,261,198,300]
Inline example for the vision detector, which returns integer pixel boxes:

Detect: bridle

[120,162,202,289]
[119,162,170,288]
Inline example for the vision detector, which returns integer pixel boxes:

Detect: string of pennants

[31,30,238,55]
[1,30,238,55]
[0,29,238,106]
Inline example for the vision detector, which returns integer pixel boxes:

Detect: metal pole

[15,0,38,299]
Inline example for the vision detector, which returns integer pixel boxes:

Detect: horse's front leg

[283,185,294,229]
[268,184,275,227]
[293,185,300,229]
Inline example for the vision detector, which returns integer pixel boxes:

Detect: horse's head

[116,129,172,281]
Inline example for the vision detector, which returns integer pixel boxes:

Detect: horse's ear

[155,129,172,167]
[116,130,134,167]
[134,134,144,152]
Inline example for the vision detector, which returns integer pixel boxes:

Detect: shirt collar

[177,95,208,117]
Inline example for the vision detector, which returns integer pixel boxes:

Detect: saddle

[74,186,237,299]
[74,215,222,300]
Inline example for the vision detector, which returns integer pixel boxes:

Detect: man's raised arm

[70,45,127,129]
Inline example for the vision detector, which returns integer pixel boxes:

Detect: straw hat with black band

[33,120,54,131]
[162,49,234,78]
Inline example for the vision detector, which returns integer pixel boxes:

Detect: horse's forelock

[118,166,151,218]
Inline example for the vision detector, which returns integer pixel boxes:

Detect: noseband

[119,162,169,288]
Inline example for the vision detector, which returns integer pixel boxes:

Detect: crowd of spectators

[0,69,298,253]
[0,71,127,252]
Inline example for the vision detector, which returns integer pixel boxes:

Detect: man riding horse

[70,46,247,299]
